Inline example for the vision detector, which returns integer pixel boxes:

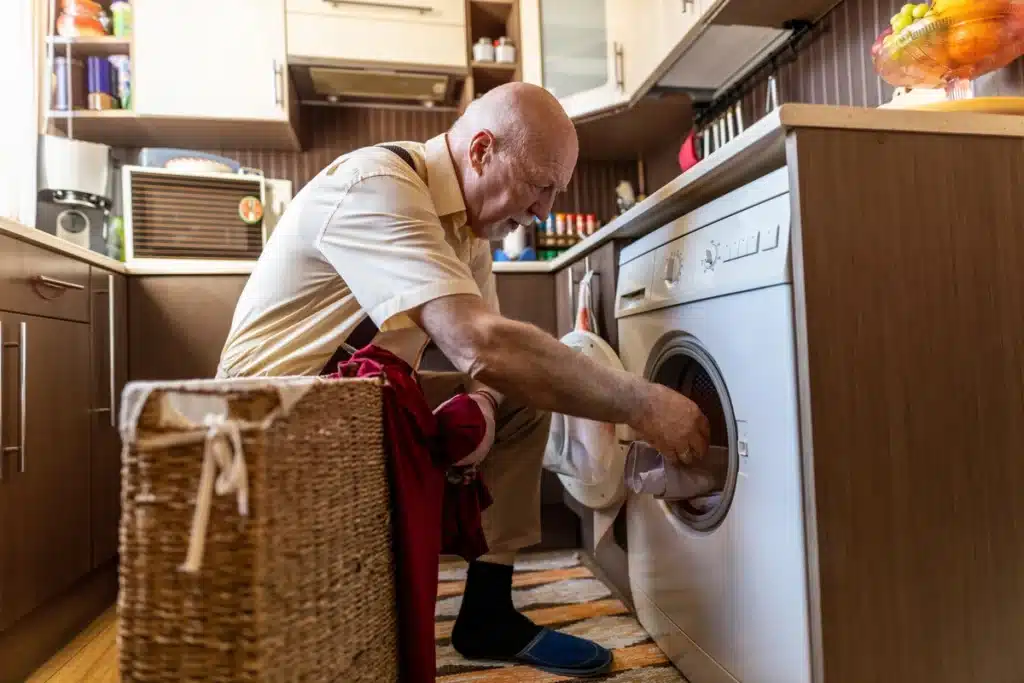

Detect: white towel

[625,441,728,501]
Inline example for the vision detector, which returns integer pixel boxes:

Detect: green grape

[912,3,929,18]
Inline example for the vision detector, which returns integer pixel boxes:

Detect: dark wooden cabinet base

[0,561,117,683]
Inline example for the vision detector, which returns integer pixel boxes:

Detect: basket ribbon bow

[180,414,252,574]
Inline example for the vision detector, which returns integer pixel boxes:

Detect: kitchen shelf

[471,61,518,93]
[469,0,516,42]
[47,36,131,57]
[47,111,301,151]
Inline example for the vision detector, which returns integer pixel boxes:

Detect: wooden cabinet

[133,0,290,121]
[0,313,92,632]
[554,241,623,350]
[89,269,128,569]
[129,275,250,382]
[286,0,467,69]
[494,273,557,336]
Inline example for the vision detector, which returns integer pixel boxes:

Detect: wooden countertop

[9,102,1024,278]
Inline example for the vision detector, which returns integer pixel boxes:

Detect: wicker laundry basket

[117,375,398,683]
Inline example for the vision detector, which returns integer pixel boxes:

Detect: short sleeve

[315,170,483,328]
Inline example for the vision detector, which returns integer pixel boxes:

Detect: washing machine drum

[543,330,628,510]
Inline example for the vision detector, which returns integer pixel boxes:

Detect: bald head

[445,82,579,241]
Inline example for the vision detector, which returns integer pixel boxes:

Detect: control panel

[621,193,792,317]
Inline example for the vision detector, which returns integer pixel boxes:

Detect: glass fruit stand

[872,0,1024,110]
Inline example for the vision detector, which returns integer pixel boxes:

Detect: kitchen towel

[625,441,729,501]
[324,345,492,683]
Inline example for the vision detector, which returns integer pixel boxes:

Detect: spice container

[473,37,496,62]
[87,56,117,110]
[108,55,131,109]
[110,0,131,37]
[495,37,517,64]
[53,56,87,110]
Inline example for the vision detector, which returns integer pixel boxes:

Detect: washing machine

[617,167,812,683]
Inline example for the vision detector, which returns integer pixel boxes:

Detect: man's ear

[468,129,496,174]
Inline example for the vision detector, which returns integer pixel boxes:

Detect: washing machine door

[643,331,739,533]
[543,330,629,510]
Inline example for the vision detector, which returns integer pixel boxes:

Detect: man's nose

[532,194,556,221]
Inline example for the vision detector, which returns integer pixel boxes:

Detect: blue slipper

[514,627,614,677]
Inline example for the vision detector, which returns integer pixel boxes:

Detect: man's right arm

[411,293,710,463]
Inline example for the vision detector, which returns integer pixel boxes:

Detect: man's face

[461,131,577,241]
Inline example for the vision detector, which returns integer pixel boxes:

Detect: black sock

[451,560,543,659]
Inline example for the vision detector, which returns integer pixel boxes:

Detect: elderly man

[217,82,709,677]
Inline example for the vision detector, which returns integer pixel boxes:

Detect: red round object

[678,130,700,172]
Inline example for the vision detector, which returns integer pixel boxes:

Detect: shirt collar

[424,134,467,222]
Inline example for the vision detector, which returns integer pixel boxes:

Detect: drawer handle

[322,0,434,14]
[0,321,27,479]
[36,275,85,291]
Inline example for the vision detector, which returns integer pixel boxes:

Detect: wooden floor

[30,552,679,682]
[27,607,118,683]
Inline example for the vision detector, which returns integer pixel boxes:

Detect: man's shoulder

[320,141,427,185]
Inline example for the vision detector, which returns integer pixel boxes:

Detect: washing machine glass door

[644,332,739,533]
[544,330,628,510]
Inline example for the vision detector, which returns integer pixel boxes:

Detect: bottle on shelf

[533,211,602,260]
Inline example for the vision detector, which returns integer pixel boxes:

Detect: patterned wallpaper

[645,0,1024,191]
[206,105,637,225]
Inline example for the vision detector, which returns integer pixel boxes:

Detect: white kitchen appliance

[616,167,812,683]
[122,165,267,263]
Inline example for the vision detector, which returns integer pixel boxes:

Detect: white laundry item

[625,441,729,501]
[543,266,626,555]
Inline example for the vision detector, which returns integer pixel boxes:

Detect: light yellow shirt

[216,134,498,378]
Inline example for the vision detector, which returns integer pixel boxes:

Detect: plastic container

[110,0,131,37]
[495,37,516,63]
[472,37,495,62]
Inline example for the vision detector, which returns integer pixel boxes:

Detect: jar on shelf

[110,0,132,37]
[473,37,496,62]
[56,0,107,37]
[495,37,517,64]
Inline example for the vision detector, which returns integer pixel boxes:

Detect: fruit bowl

[872,0,1024,88]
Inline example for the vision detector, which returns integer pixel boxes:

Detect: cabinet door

[554,243,621,349]
[133,0,289,120]
[89,271,128,568]
[621,0,705,102]
[533,0,627,119]
[0,313,92,631]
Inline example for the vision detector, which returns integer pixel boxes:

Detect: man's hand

[434,391,496,466]
[631,384,710,464]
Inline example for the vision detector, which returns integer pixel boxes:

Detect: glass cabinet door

[538,0,626,119]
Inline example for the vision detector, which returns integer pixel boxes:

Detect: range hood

[656,23,792,101]
[291,64,462,108]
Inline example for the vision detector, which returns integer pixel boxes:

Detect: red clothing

[324,346,492,682]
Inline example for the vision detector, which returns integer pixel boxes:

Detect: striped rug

[435,551,687,682]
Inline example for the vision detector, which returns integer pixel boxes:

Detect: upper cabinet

[44,0,299,149]
[519,0,695,120]
[285,0,468,69]
[133,0,289,121]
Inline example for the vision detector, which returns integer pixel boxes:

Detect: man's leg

[449,398,550,657]
[419,372,612,676]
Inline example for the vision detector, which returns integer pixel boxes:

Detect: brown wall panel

[201,105,638,226]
